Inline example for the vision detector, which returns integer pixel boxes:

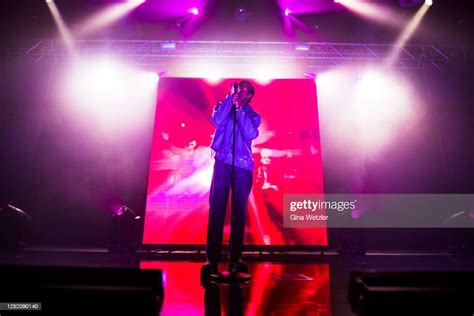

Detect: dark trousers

[206,159,253,263]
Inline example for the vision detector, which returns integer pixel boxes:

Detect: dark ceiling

[0,0,472,46]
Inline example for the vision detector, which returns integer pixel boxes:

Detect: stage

[1,247,474,315]
[1,0,474,315]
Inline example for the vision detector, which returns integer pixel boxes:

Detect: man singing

[203,80,261,277]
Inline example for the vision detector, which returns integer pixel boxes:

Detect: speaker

[0,204,31,250]
[0,265,164,316]
[348,270,474,316]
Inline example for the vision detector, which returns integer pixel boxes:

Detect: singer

[203,80,261,275]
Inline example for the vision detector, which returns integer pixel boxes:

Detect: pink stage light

[188,7,199,15]
[284,8,291,16]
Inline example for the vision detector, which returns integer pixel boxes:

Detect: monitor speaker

[348,270,474,316]
[0,265,164,316]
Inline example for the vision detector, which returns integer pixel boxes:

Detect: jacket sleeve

[211,96,233,126]
[237,108,261,140]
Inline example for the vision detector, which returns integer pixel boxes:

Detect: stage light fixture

[425,0,433,6]
[188,7,199,16]
[284,8,291,16]
[114,205,141,220]
[108,205,141,253]
[234,6,250,21]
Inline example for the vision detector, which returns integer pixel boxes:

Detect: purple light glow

[284,8,291,16]
[134,1,211,36]
[351,209,362,219]
[188,7,199,15]
[134,0,210,20]
[276,0,337,14]
[114,205,126,216]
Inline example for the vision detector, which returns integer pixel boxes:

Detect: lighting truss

[7,39,466,70]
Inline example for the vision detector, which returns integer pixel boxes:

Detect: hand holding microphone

[230,82,239,96]
[230,82,242,109]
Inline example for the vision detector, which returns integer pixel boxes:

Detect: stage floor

[1,247,473,316]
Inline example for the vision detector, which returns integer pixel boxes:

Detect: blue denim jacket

[210,95,261,171]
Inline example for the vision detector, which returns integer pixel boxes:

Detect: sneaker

[201,261,218,286]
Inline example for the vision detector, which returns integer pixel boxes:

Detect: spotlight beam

[46,1,75,50]
[281,9,315,37]
[337,0,408,29]
[288,15,314,34]
[75,0,145,37]
[386,3,431,67]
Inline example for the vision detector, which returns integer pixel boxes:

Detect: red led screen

[142,78,327,246]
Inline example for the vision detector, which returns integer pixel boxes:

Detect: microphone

[232,82,239,95]
[231,82,239,110]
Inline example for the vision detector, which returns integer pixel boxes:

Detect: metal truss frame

[7,39,466,70]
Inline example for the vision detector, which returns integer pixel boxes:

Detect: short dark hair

[239,80,255,100]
